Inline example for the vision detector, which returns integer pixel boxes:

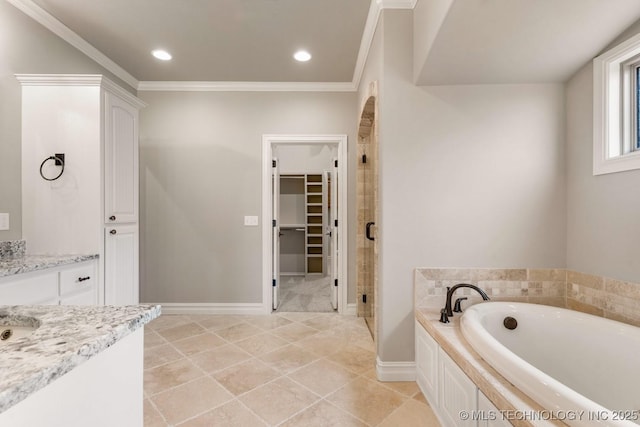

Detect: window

[593,33,640,175]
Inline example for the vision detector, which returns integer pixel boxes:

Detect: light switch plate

[0,213,9,231]
[244,216,259,226]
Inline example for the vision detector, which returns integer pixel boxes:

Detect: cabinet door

[439,348,478,427]
[105,225,139,305]
[105,92,139,224]
[416,320,439,408]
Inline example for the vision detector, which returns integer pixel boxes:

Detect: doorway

[357,91,378,339]
[262,135,347,314]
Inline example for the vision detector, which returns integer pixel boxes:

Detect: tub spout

[440,283,490,322]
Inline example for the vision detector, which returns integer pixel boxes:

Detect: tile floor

[144,312,441,426]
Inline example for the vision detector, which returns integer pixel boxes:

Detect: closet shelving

[278,173,326,276]
[305,174,324,274]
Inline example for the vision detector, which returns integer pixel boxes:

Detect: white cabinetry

[0,260,98,305]
[416,319,439,406]
[439,348,478,427]
[415,320,514,427]
[105,225,138,305]
[17,74,145,305]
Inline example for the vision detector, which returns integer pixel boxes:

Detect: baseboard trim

[154,303,267,315]
[376,357,416,382]
[345,303,357,316]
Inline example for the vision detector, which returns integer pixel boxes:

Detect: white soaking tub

[460,302,640,427]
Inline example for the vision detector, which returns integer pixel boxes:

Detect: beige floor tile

[277,312,325,322]
[194,315,244,331]
[239,377,319,425]
[234,332,289,356]
[157,322,206,342]
[271,322,320,342]
[244,315,293,330]
[381,380,421,397]
[213,358,280,396]
[144,343,184,370]
[326,377,406,425]
[144,399,167,427]
[148,315,192,331]
[215,322,263,342]
[144,329,167,349]
[378,398,441,427]
[259,344,319,374]
[144,358,204,396]
[288,359,358,397]
[177,400,267,427]
[302,315,344,331]
[280,400,368,427]
[171,332,227,356]
[414,390,429,404]
[327,344,376,374]
[189,343,252,373]
[151,377,233,425]
[296,330,350,357]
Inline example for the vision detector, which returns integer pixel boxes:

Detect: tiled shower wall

[415,268,640,327]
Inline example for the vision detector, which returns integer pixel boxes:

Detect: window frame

[593,32,640,175]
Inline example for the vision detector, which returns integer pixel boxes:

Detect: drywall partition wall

[274,144,336,175]
[0,2,135,241]
[361,10,566,365]
[565,28,640,284]
[138,91,357,305]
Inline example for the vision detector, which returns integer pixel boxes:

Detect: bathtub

[460,302,640,427]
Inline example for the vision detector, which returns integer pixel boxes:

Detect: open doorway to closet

[262,135,347,314]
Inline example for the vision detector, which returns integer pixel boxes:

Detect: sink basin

[0,315,40,345]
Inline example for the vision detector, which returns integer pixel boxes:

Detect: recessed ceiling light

[293,50,311,62]
[152,49,172,61]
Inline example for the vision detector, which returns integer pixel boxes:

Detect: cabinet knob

[110,229,117,235]
[109,215,116,221]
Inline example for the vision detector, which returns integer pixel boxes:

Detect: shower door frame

[261,134,348,315]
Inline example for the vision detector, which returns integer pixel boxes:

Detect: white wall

[138,90,358,304]
[566,29,640,284]
[360,10,567,363]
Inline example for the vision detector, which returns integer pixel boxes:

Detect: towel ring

[39,156,65,181]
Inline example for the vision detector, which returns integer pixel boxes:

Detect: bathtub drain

[0,329,13,341]
[503,316,518,330]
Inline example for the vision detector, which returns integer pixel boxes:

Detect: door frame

[261,134,348,314]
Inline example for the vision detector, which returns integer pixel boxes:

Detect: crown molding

[351,0,417,90]
[15,74,147,108]
[138,81,357,92]
[6,0,139,90]
[9,0,415,94]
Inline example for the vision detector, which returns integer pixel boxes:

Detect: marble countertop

[0,304,160,414]
[416,307,565,427]
[0,254,99,278]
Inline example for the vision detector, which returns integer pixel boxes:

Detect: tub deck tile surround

[415,308,564,427]
[416,267,640,328]
[0,253,99,277]
[0,304,161,414]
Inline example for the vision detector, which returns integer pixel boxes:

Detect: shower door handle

[366,222,375,241]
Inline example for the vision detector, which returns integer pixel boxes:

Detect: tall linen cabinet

[17,74,146,305]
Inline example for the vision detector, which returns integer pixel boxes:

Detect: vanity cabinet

[17,74,145,305]
[0,260,98,306]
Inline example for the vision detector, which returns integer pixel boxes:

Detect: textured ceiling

[31,0,371,82]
